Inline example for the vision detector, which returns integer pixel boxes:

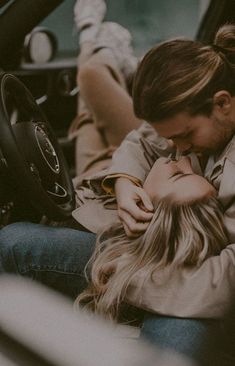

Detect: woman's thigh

[0,222,96,298]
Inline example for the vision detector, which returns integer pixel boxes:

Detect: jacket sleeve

[102,121,174,191]
[125,243,235,319]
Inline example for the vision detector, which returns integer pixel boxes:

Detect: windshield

[106,0,210,55]
[40,0,211,57]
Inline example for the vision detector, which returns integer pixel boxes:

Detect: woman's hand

[115,177,153,238]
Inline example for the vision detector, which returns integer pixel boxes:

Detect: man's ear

[213,90,232,115]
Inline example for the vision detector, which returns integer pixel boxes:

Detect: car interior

[0,0,235,364]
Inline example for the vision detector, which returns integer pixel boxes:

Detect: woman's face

[143,156,216,204]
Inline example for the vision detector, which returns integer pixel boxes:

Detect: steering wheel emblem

[35,125,60,174]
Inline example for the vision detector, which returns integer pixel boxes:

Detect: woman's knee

[0,222,38,272]
[78,61,108,93]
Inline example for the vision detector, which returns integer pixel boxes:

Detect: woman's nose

[167,139,175,148]
[177,156,193,172]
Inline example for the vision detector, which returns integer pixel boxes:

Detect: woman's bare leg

[70,17,141,176]
[78,47,142,147]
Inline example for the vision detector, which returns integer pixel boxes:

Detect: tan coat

[72,122,173,231]
[72,121,235,319]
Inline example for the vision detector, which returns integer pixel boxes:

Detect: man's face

[151,111,235,155]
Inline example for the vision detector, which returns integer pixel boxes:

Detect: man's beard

[206,117,235,155]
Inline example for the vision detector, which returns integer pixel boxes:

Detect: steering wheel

[0,73,75,221]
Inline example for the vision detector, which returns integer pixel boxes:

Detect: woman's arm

[114,177,153,237]
[102,122,173,237]
[102,121,173,190]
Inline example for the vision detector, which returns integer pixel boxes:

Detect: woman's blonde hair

[133,24,235,122]
[76,197,228,320]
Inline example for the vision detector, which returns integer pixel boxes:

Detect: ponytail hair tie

[211,44,227,54]
[211,43,235,73]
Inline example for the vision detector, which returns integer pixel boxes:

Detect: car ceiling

[0,0,64,69]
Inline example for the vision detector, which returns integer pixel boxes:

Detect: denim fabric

[0,222,96,298]
[0,222,228,364]
[140,313,225,365]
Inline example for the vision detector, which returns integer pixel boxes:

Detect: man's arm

[125,243,235,319]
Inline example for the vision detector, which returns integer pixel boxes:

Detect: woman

[76,155,228,321]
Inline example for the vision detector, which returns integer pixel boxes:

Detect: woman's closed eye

[170,171,183,178]
[170,171,193,182]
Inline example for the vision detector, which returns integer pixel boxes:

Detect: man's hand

[115,177,154,238]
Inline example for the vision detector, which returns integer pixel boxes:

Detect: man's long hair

[133,25,235,122]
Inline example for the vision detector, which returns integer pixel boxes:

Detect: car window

[106,0,210,55]
[39,0,78,57]
[40,0,210,58]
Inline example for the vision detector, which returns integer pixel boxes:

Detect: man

[101,23,235,363]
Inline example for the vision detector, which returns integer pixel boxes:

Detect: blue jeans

[0,222,96,298]
[141,314,222,365]
[0,222,223,363]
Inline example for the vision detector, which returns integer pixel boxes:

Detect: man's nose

[173,140,192,154]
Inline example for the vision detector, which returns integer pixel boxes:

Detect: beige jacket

[72,122,173,231]
[72,121,235,319]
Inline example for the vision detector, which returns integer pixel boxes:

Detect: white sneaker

[95,22,138,79]
[74,0,107,30]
